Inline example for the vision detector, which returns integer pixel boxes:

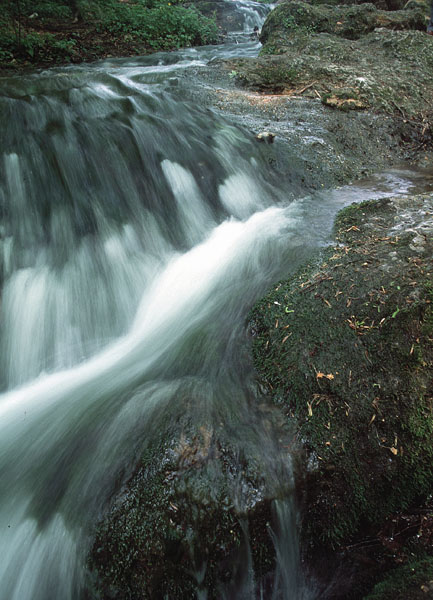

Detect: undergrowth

[0,0,218,68]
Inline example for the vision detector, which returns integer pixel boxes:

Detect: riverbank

[168,0,433,202]
[250,192,433,598]
[0,0,220,73]
[231,1,433,597]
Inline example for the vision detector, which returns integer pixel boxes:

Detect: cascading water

[0,2,427,598]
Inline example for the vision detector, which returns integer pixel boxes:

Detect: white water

[0,203,297,599]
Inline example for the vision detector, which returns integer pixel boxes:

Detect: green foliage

[0,0,218,68]
[283,14,316,34]
[260,44,279,55]
[20,31,48,57]
[87,0,218,50]
[31,1,73,20]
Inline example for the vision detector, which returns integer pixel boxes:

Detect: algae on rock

[224,0,433,121]
[259,1,427,43]
[250,194,433,557]
[88,401,298,598]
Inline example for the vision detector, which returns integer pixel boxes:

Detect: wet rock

[250,193,433,597]
[88,414,295,598]
[311,0,407,9]
[220,0,433,122]
[224,20,433,118]
[260,0,427,44]
[256,131,276,142]
[187,0,269,34]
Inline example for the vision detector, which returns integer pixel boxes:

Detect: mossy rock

[365,556,433,599]
[260,0,427,45]
[227,55,300,92]
[227,23,433,118]
[87,412,295,598]
[309,0,408,8]
[250,193,433,558]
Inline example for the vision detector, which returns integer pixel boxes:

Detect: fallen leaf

[316,372,334,380]
[390,447,398,455]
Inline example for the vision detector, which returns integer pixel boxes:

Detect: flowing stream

[1,2,431,599]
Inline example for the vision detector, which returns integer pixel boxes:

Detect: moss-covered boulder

[310,0,407,9]
[365,556,433,599]
[250,193,433,594]
[224,19,433,119]
[260,0,427,45]
[88,411,296,598]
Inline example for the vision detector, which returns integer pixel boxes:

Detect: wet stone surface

[250,193,433,598]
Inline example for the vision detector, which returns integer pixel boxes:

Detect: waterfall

[0,1,421,597]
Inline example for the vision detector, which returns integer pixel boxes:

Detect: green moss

[88,423,277,598]
[364,556,433,600]
[260,1,426,47]
[250,195,433,552]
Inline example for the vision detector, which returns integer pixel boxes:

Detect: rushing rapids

[0,1,429,598]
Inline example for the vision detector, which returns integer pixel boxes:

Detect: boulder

[260,0,427,45]
[250,193,433,596]
[88,413,295,598]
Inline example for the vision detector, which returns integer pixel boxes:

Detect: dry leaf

[390,447,398,455]
[317,372,334,380]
